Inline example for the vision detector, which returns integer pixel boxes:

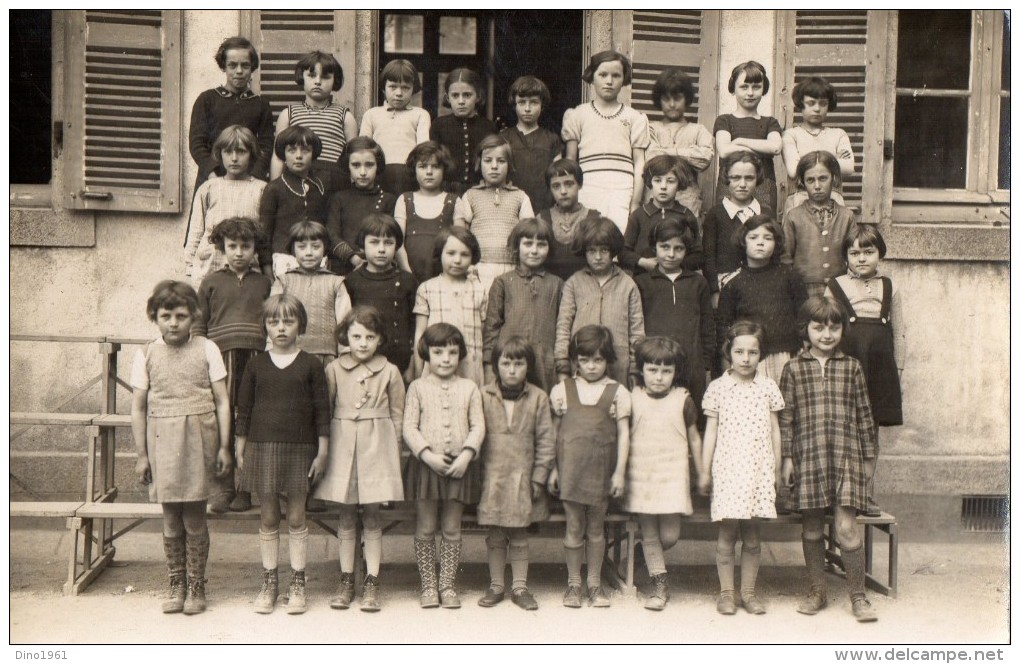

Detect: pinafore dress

[827,277,903,426]
[556,379,619,506]
[403,192,456,282]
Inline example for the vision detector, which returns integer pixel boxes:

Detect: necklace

[551,207,584,241]
[591,100,624,120]
[802,124,824,137]
[281,173,308,198]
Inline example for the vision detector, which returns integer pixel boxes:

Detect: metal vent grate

[961,495,1008,533]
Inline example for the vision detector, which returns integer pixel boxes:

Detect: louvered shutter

[775,11,886,221]
[244,10,356,124]
[64,10,182,212]
[617,10,721,201]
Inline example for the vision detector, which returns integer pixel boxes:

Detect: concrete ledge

[876,455,1009,495]
[884,224,1009,262]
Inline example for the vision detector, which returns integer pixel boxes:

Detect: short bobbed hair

[842,224,887,260]
[507,217,554,265]
[508,75,551,106]
[652,67,696,109]
[357,213,404,250]
[209,217,262,252]
[294,51,344,91]
[490,335,538,386]
[215,36,259,71]
[798,296,848,342]
[734,214,785,265]
[722,152,764,185]
[212,125,260,168]
[335,305,387,347]
[263,293,308,334]
[727,60,769,95]
[406,141,455,180]
[650,218,695,251]
[582,50,632,85]
[634,336,688,388]
[568,325,616,365]
[380,59,422,93]
[474,134,513,182]
[432,227,481,277]
[642,154,691,190]
[146,280,200,321]
[722,320,766,361]
[286,221,331,255]
[274,125,323,161]
[792,76,838,111]
[545,158,584,188]
[576,215,624,258]
[417,322,467,361]
[343,135,386,172]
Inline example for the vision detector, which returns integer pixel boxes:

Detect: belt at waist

[335,407,391,421]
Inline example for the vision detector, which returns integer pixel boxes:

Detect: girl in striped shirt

[271,51,357,198]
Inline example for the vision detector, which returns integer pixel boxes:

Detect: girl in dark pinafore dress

[548,325,631,609]
[825,225,902,517]
[395,141,458,283]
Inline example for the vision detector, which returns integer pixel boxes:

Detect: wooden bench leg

[888,522,898,598]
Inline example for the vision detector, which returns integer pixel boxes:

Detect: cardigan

[188,86,274,184]
[258,172,329,267]
[325,186,398,271]
[234,351,331,443]
[781,201,857,288]
[430,114,498,192]
[194,268,273,352]
[619,200,702,274]
[343,265,419,371]
[716,262,808,357]
[402,374,485,459]
[554,265,645,383]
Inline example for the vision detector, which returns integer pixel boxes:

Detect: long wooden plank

[10,501,84,518]
[10,412,97,426]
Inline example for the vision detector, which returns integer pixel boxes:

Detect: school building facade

[10,10,1009,534]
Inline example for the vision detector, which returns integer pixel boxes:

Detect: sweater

[271,267,352,356]
[234,351,331,443]
[619,200,702,274]
[716,262,808,357]
[258,172,329,267]
[325,186,397,271]
[188,87,274,184]
[634,268,715,369]
[194,268,273,351]
[343,265,419,371]
[702,201,775,293]
[132,337,225,418]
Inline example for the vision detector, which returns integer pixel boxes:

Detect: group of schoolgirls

[138,36,902,623]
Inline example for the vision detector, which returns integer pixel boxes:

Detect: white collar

[722,197,761,220]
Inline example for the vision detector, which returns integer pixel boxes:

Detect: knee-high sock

[716,543,735,593]
[642,536,667,577]
[338,527,357,574]
[289,526,308,572]
[802,537,827,590]
[585,536,606,589]
[842,543,866,597]
[565,543,584,587]
[508,538,529,590]
[259,529,279,570]
[362,528,383,577]
[485,531,508,591]
[740,544,762,595]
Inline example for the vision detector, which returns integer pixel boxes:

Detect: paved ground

[8,521,1011,649]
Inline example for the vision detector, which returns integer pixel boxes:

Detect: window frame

[886,10,1010,220]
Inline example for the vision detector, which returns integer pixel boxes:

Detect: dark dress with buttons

[343,265,418,373]
[325,186,397,274]
[430,114,498,196]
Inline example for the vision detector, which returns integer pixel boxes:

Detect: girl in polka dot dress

[699,320,784,616]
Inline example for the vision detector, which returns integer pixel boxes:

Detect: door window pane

[11,10,52,185]
[1002,18,1010,90]
[896,11,971,89]
[384,14,423,54]
[439,17,477,55]
[893,96,969,188]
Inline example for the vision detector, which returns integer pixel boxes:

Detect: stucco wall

[8,10,1010,500]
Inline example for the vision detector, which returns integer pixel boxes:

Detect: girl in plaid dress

[779,296,878,623]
